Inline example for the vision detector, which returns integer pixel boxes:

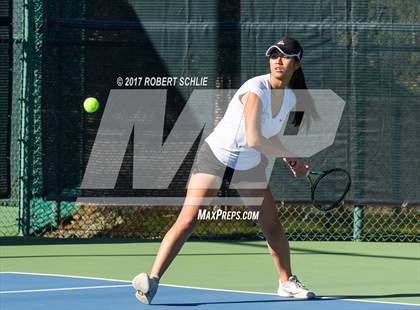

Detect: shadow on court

[1,238,419,261]
[155,297,323,307]
[2,250,419,261]
[319,293,420,300]
[2,252,269,259]
[236,241,420,261]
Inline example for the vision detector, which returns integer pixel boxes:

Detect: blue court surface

[0,272,418,310]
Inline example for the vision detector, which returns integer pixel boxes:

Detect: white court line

[0,271,130,284]
[1,271,418,306]
[0,284,132,294]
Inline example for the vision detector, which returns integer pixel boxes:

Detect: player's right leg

[132,172,221,304]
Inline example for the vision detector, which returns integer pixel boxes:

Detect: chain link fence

[6,202,412,242]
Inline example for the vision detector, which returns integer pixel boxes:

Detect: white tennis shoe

[132,273,159,304]
[277,275,315,299]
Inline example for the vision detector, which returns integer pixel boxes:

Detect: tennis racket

[256,164,351,240]
[305,168,351,211]
[285,159,351,211]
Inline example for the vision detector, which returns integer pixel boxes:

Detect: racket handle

[282,157,297,167]
[288,160,297,167]
[283,158,310,177]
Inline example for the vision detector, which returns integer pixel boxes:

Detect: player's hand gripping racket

[285,159,351,211]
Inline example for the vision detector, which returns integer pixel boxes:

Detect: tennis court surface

[1,240,419,310]
[1,272,417,310]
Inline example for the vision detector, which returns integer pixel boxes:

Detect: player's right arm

[241,91,295,158]
[242,92,309,176]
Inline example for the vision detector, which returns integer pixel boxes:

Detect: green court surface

[1,240,419,305]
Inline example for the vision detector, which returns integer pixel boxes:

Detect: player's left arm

[265,135,309,177]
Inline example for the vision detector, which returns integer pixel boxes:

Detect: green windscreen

[42,0,219,199]
[0,0,11,199]
[41,0,420,204]
[9,0,418,241]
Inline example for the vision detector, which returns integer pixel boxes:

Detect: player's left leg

[242,188,315,299]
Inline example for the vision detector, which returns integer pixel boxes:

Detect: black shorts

[191,142,269,188]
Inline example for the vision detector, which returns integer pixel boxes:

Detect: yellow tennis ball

[83,97,99,113]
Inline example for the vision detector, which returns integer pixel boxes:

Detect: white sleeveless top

[205,74,296,170]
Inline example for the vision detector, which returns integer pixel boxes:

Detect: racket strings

[312,169,351,210]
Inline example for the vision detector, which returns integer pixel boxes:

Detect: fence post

[18,0,44,236]
[19,0,31,236]
[353,204,364,241]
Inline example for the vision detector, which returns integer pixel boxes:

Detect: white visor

[265,46,301,60]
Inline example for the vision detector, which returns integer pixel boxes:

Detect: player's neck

[269,75,289,89]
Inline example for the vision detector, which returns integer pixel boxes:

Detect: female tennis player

[132,36,316,304]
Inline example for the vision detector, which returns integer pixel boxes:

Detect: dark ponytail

[289,67,307,90]
[289,66,319,130]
